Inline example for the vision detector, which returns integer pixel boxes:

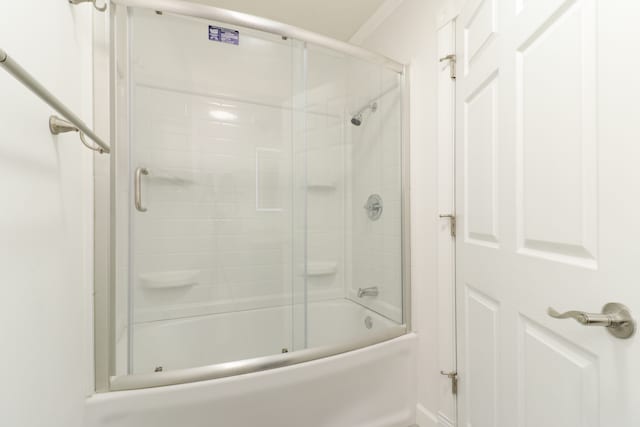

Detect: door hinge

[439,54,456,79]
[440,370,458,395]
[439,214,456,237]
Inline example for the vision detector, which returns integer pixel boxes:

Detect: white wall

[0,2,94,427]
[353,0,460,425]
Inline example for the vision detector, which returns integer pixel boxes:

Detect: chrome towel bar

[0,48,110,154]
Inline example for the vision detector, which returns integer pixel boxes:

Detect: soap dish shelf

[139,270,199,289]
[301,261,338,277]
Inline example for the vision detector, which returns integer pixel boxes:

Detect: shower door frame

[94,0,412,392]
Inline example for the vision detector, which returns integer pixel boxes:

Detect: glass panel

[115,7,404,379]
[303,45,404,348]
[347,60,404,326]
[127,9,305,374]
[291,41,308,352]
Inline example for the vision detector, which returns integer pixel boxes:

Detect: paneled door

[455,0,640,425]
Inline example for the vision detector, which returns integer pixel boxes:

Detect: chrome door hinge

[440,370,458,395]
[439,214,456,237]
[439,54,456,79]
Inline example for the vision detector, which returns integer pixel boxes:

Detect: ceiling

[189,0,388,41]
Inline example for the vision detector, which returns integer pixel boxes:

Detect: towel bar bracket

[69,0,107,12]
[49,115,106,154]
[0,48,111,154]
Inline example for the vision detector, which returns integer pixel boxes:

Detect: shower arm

[350,85,400,118]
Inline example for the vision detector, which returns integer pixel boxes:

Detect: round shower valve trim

[364,194,383,221]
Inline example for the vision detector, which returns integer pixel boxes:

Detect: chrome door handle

[547,303,635,339]
[135,167,149,212]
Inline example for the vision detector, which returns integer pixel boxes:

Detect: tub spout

[358,287,379,298]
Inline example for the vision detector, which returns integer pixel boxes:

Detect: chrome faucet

[357,286,379,298]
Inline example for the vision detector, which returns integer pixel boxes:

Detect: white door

[455,0,640,425]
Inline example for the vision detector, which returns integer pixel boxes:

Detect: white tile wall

[348,60,403,323]
[130,87,296,321]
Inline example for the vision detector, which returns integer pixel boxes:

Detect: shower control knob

[364,194,383,221]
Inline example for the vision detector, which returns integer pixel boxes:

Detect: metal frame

[110,0,404,73]
[110,326,406,391]
[99,0,412,392]
[401,68,412,331]
[0,48,111,154]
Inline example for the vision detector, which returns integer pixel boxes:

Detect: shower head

[350,101,378,127]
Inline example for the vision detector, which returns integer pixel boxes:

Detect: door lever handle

[547,303,635,339]
[547,308,609,326]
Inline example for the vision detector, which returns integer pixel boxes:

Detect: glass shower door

[125,9,306,374]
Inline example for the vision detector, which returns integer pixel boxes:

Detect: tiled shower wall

[131,87,297,321]
[129,87,346,320]
[347,61,403,323]
[112,9,401,373]
[114,10,349,368]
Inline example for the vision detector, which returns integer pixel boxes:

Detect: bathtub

[84,333,417,427]
[131,298,399,373]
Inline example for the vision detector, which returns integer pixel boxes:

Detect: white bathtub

[85,333,417,427]
[132,298,398,373]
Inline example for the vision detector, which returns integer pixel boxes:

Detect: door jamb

[436,12,458,427]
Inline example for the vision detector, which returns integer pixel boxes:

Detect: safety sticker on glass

[208,26,239,45]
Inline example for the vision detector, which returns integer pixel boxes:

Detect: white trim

[416,405,456,427]
[416,404,439,427]
[437,0,462,30]
[437,411,456,427]
[83,2,97,398]
[436,17,457,426]
[349,0,406,45]
[92,2,112,393]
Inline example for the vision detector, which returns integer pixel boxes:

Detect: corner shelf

[301,261,338,277]
[305,181,337,191]
[139,270,199,289]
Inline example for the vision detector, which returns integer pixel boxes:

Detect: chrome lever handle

[135,167,149,212]
[547,303,636,339]
[547,308,611,326]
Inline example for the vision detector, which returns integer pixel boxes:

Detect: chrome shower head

[350,101,378,127]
